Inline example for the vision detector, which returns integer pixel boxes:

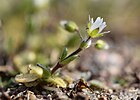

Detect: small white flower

[87,15,110,38]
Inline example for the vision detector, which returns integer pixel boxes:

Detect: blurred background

[0,0,140,85]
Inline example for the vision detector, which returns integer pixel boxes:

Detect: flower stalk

[51,15,109,74]
[51,37,91,74]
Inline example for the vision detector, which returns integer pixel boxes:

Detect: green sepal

[60,55,78,65]
[88,29,103,38]
[87,22,91,29]
[60,47,68,61]
[45,76,67,88]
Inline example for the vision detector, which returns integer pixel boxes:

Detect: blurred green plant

[15,15,110,88]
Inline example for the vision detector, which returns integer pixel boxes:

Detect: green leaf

[24,79,40,87]
[36,63,51,78]
[60,47,68,61]
[60,55,78,65]
[29,64,44,78]
[15,73,39,83]
[29,64,51,78]
[45,76,67,88]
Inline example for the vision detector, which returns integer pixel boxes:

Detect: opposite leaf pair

[15,64,66,88]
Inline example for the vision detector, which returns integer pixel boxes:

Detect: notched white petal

[94,17,101,25]
[91,17,103,31]
[99,22,107,33]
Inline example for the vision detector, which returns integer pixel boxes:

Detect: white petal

[90,24,97,31]
[91,18,94,24]
[94,17,103,26]
[89,15,91,22]
[90,17,103,31]
[99,22,106,33]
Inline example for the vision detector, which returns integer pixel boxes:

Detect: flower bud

[60,20,79,32]
[95,40,109,50]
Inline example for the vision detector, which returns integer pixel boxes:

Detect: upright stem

[86,36,91,42]
[51,62,62,74]
[64,48,82,60]
[51,48,82,74]
[51,36,91,74]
